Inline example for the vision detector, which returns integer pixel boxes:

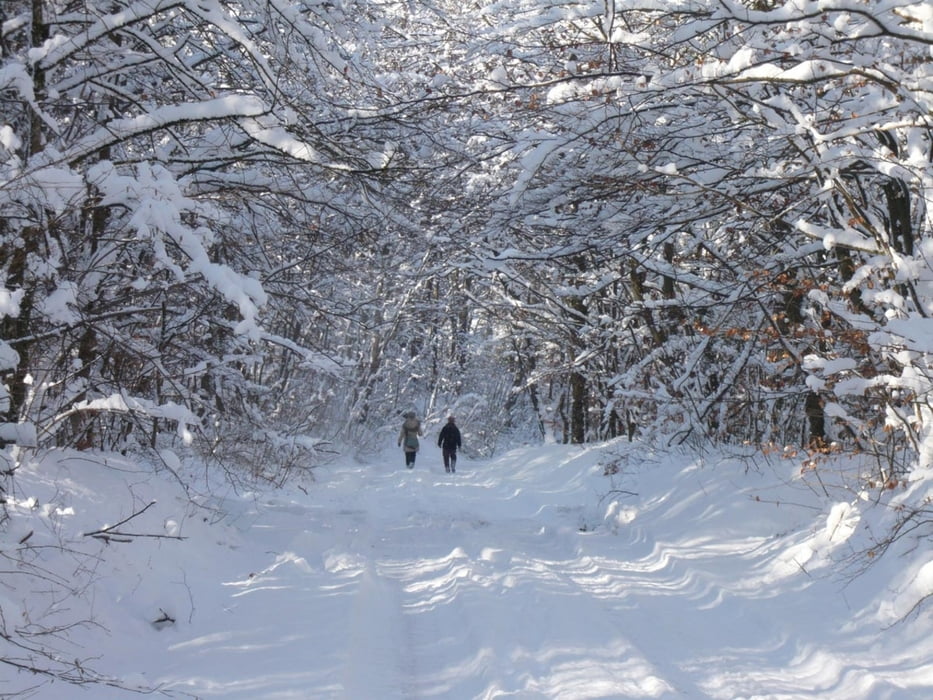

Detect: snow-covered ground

[4,439,933,698]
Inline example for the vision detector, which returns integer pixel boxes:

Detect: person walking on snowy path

[398,412,423,469]
[437,415,462,473]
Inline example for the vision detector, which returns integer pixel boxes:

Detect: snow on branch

[44,394,202,445]
[239,120,356,171]
[60,96,269,166]
[714,0,933,45]
[796,218,881,254]
[31,0,185,69]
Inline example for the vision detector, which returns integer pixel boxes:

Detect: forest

[1,0,932,691]
[5,0,933,472]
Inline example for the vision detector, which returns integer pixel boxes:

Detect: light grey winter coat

[398,414,422,453]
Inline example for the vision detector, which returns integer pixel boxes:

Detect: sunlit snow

[6,440,933,698]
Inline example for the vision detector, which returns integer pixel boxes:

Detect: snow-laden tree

[674,0,933,467]
[429,0,748,443]
[447,0,932,459]
[0,0,411,475]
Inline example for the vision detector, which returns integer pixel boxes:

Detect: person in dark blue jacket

[437,416,462,473]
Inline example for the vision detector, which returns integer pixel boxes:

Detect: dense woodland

[1,1,931,465]
[4,0,932,472]
[1,0,932,690]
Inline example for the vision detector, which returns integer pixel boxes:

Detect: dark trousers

[442,448,457,472]
[405,451,416,468]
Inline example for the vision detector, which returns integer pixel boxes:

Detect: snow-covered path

[310,465,670,699]
[192,450,671,699]
[30,442,933,698]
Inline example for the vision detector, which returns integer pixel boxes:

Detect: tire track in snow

[313,455,723,697]
[341,559,410,699]
[350,467,676,698]
[335,499,413,700]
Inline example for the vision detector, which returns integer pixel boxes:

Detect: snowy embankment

[4,440,933,698]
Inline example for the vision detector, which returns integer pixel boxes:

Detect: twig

[83,501,184,541]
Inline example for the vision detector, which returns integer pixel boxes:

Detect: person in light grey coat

[397,411,423,468]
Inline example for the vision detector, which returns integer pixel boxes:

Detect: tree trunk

[569,370,586,444]
[804,391,825,449]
